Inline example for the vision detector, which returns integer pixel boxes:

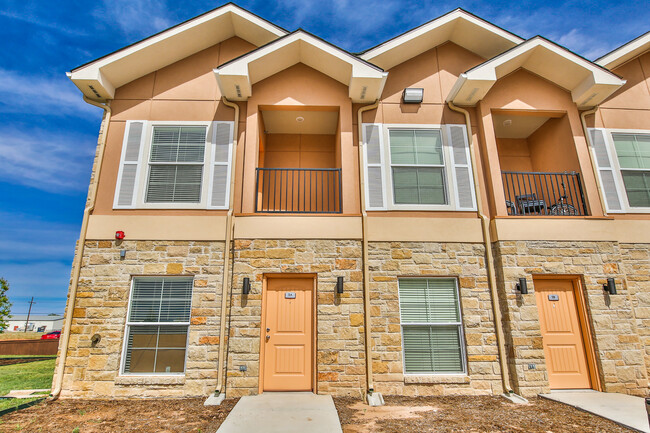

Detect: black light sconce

[336,277,344,294]
[516,277,528,294]
[603,278,617,295]
[242,277,251,295]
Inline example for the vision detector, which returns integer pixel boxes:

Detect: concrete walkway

[540,390,649,433]
[216,392,343,433]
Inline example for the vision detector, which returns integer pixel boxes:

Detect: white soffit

[262,110,339,134]
[360,9,523,70]
[67,4,287,101]
[596,31,650,70]
[214,31,388,103]
[447,37,626,109]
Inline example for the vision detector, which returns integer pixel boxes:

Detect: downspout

[447,101,514,395]
[51,96,111,400]
[357,100,382,404]
[214,97,239,398]
[580,107,608,216]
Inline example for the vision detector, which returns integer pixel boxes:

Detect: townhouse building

[53,4,650,400]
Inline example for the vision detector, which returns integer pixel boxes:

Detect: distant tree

[0,278,11,332]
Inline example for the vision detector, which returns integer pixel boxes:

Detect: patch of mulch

[334,395,634,433]
[0,397,238,432]
[0,357,55,366]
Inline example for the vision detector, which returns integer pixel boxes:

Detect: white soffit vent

[67,4,287,102]
[446,36,626,109]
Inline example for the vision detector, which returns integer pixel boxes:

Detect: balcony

[502,171,588,216]
[255,168,342,213]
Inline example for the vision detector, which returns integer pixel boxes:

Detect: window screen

[389,129,447,205]
[613,133,650,207]
[145,126,206,203]
[398,278,465,374]
[123,277,193,374]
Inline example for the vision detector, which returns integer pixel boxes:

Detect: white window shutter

[362,123,386,210]
[588,128,623,212]
[208,121,234,209]
[446,125,476,210]
[114,121,147,209]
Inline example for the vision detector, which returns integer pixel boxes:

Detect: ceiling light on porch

[296,116,305,122]
[503,119,512,127]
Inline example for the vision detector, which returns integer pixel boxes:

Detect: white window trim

[119,276,193,376]
[383,124,458,211]
[601,128,650,214]
[397,277,468,376]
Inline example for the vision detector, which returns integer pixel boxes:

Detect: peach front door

[262,277,313,391]
[535,279,591,389]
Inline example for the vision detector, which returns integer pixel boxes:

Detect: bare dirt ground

[0,398,238,432]
[334,395,634,433]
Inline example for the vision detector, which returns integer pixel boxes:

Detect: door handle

[265,335,270,341]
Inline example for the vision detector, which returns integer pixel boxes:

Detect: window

[612,133,650,208]
[122,277,193,374]
[145,126,206,203]
[398,278,466,374]
[389,129,447,205]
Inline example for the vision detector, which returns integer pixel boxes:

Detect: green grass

[0,359,56,396]
[0,355,56,359]
[0,397,44,413]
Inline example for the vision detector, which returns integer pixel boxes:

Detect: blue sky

[1,0,648,315]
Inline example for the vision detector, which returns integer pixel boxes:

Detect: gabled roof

[596,31,650,70]
[359,8,523,70]
[67,3,287,101]
[447,36,626,109]
[214,30,388,103]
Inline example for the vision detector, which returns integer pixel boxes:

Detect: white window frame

[397,277,468,376]
[603,128,650,213]
[383,124,458,211]
[119,276,193,376]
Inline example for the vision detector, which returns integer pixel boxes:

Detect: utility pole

[24,297,35,333]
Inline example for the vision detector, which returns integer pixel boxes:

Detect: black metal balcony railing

[502,171,589,216]
[255,168,342,213]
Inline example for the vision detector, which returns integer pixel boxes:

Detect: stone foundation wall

[54,240,225,398]
[620,243,650,382]
[493,240,648,397]
[367,241,504,396]
[227,239,367,398]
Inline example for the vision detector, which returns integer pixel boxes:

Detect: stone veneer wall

[620,243,650,382]
[367,241,503,396]
[226,239,367,398]
[53,240,225,398]
[493,240,648,397]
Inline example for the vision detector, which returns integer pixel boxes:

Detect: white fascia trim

[69,4,287,99]
[360,9,523,62]
[596,32,650,70]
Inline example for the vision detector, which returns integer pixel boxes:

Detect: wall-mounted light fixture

[336,277,344,294]
[603,278,617,295]
[242,277,251,295]
[402,88,424,104]
[516,277,528,294]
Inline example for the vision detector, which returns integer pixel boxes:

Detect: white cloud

[0,127,96,192]
[0,9,88,36]
[95,0,174,38]
[554,28,614,61]
[0,68,96,117]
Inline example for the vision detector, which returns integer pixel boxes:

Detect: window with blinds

[389,129,447,205]
[398,278,466,374]
[612,133,650,208]
[145,126,206,203]
[122,277,193,374]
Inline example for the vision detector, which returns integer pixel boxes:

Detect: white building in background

[6,315,64,332]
